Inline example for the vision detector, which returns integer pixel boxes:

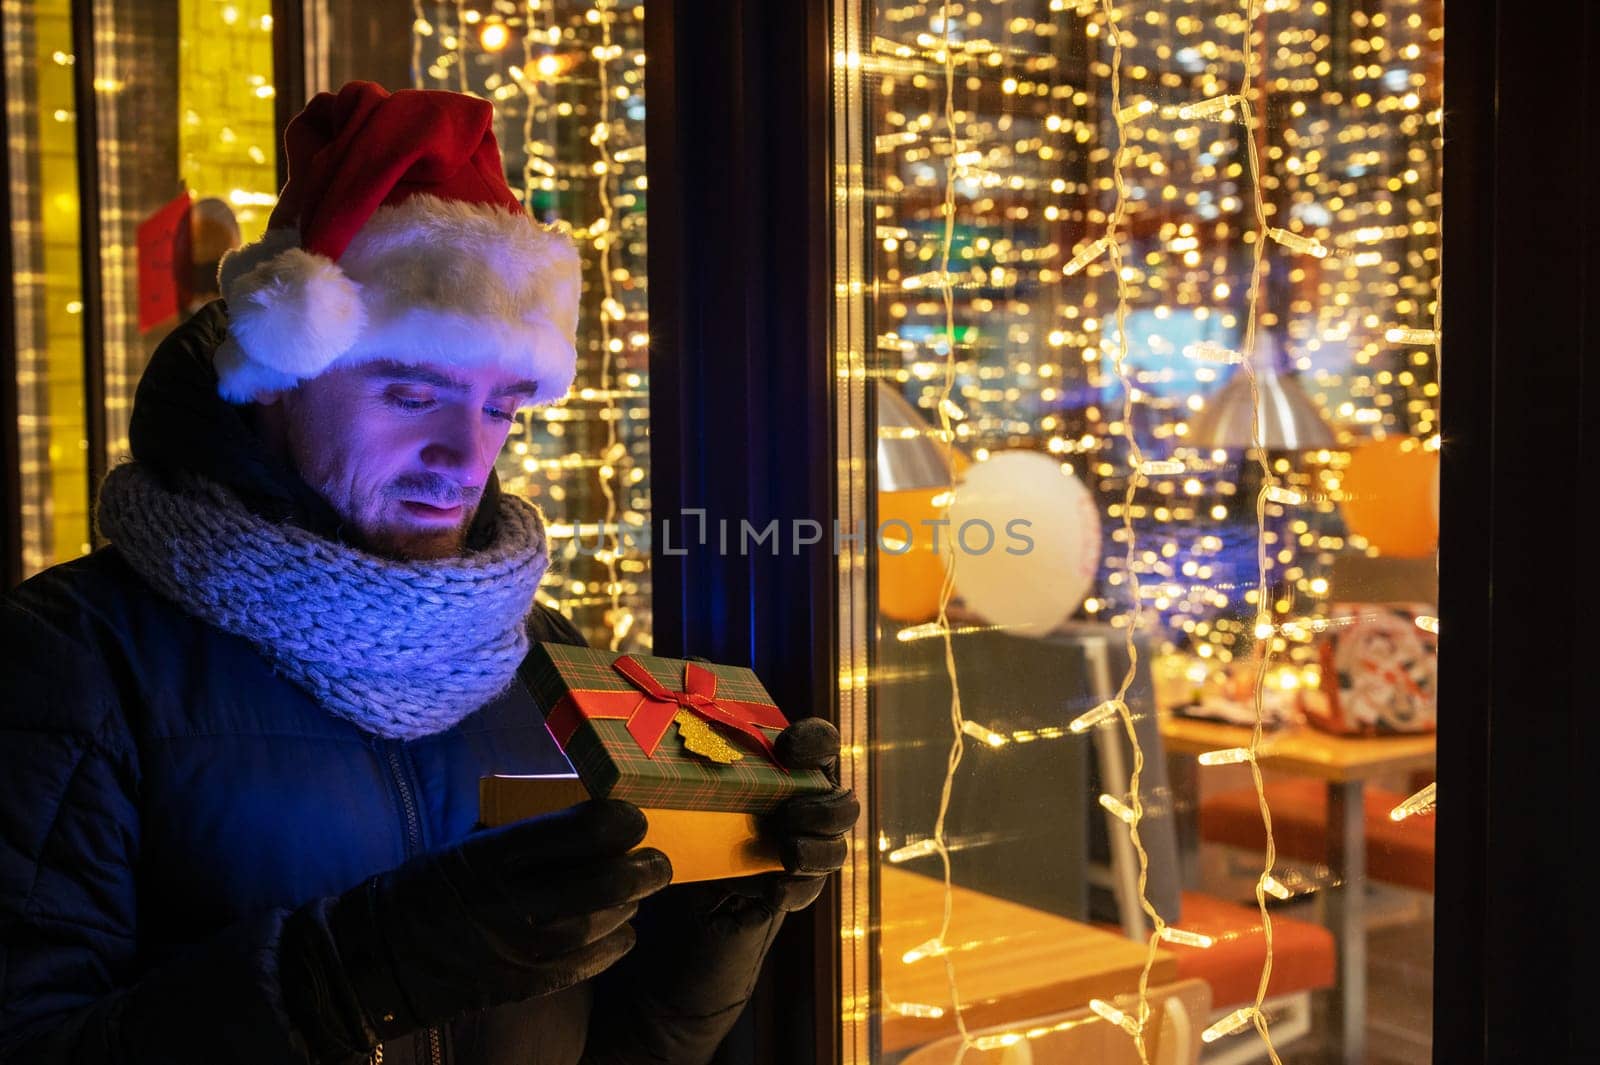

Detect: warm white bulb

[1070,699,1124,733]
[1198,746,1253,766]
[479,22,510,52]
[1202,1007,1256,1042]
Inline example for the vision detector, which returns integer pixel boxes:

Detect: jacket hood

[124,299,504,550]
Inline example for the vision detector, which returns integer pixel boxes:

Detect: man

[0,82,857,1064]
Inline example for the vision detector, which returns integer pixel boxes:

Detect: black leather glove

[579,719,858,1064]
[278,798,672,1062]
[688,715,859,915]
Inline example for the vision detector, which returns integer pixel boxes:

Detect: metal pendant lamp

[1187,332,1336,450]
[876,382,957,491]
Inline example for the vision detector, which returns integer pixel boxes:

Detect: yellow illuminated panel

[21,0,91,572]
[177,0,277,244]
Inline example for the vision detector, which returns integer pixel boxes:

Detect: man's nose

[419,413,496,487]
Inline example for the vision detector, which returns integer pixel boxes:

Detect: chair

[1085,687,1336,1064]
[1145,893,1334,1065]
[1199,778,1435,892]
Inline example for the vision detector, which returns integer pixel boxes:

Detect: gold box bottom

[479,775,782,883]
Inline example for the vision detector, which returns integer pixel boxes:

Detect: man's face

[274,359,538,560]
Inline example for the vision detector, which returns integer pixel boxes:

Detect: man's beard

[314,470,482,562]
[360,517,473,562]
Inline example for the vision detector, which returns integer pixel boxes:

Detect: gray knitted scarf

[96,462,551,740]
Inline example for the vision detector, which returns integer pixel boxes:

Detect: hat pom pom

[219,245,366,395]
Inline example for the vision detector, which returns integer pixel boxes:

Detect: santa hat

[214,81,580,406]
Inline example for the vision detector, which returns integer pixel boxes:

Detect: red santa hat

[215,81,580,406]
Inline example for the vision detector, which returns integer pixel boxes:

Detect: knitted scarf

[96,462,551,740]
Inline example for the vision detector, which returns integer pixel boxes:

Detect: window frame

[4,1,1595,1060]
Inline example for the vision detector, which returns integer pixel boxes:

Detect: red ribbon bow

[545,655,788,761]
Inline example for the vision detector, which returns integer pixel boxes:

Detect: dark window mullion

[68,0,105,539]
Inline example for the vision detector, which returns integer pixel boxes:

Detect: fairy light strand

[455,0,469,92]
[590,0,627,650]
[925,1,974,1047]
[411,0,426,88]
[1097,0,1165,1056]
[1232,0,1286,1053]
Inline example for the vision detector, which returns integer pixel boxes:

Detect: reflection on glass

[837,1,1442,1062]
[8,0,274,576]
[88,0,275,468]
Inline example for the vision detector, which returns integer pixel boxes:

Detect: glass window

[312,0,653,651]
[5,0,91,576]
[835,1,1442,1062]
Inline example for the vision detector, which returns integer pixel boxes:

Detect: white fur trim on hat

[215,195,581,407]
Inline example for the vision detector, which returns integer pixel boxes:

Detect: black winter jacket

[0,304,783,1064]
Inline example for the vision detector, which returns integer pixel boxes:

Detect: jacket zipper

[383,743,444,1065]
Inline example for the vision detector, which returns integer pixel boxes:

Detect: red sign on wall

[136,190,193,332]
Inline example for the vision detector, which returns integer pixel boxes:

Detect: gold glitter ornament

[674,709,744,764]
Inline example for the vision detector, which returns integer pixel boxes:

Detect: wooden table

[879,866,1178,1053]
[1158,716,1437,780]
[1158,714,1436,1065]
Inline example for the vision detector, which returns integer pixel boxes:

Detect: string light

[1390,781,1437,821]
[1171,94,1244,121]
[1114,99,1157,125]
[1265,226,1331,259]
[1064,235,1111,276]
[1070,698,1125,733]
[887,838,940,863]
[1088,998,1142,1037]
[1203,1006,1259,1043]
[1091,2,1167,1056]
[1233,1,1289,1055]
[900,937,945,965]
[889,1001,947,1019]
[1263,485,1305,506]
[1385,327,1439,346]
[1261,874,1294,901]
[1197,746,1254,766]
[1099,792,1137,824]
[918,0,976,1049]
[1157,925,1217,949]
[588,0,630,651]
[1184,341,1245,365]
[960,720,1009,747]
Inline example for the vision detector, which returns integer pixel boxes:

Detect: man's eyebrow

[367,362,538,399]
[367,361,471,392]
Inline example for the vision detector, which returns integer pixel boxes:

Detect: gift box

[1300,604,1438,736]
[481,643,833,882]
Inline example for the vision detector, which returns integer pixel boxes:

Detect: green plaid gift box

[520,642,832,813]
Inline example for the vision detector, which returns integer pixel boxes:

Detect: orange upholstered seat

[1162,892,1335,1008]
[1200,778,1435,891]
